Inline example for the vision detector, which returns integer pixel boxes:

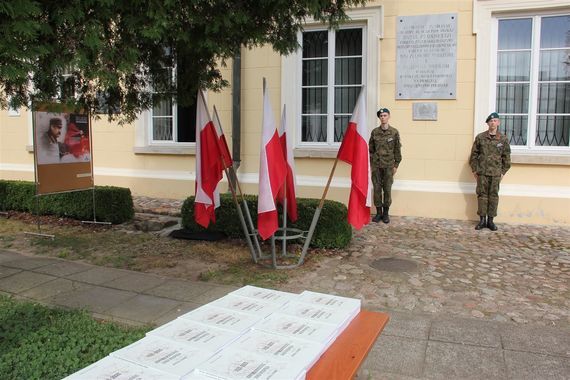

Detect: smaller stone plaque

[413,102,437,121]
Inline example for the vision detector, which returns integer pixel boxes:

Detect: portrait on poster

[34,111,91,165]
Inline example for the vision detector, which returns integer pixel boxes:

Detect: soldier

[469,112,511,231]
[369,108,402,223]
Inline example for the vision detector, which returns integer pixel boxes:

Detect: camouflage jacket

[369,125,402,169]
[469,131,511,176]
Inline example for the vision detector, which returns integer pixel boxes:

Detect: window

[495,14,570,149]
[150,61,197,144]
[301,27,364,144]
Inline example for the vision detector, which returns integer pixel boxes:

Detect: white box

[230,285,297,306]
[179,305,261,333]
[193,348,305,380]
[148,318,239,353]
[62,355,178,380]
[209,294,280,317]
[253,313,339,347]
[111,336,213,378]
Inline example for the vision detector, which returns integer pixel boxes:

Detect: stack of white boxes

[64,286,361,380]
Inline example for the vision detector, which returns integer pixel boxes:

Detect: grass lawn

[0,295,149,380]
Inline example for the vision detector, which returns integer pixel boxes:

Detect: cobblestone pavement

[282,216,570,329]
[133,196,570,329]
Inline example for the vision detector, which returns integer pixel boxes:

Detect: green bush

[0,180,133,224]
[181,194,352,248]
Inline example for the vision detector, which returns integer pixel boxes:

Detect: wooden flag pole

[297,157,340,265]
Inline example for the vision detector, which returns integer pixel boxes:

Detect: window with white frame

[495,14,570,148]
[301,27,364,144]
[150,65,197,144]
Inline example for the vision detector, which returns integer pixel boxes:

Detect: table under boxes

[64,286,362,380]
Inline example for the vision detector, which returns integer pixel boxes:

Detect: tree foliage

[0,0,365,122]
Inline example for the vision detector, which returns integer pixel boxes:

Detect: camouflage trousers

[372,167,394,209]
[476,175,501,217]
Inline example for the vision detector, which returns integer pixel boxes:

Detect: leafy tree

[0,0,365,122]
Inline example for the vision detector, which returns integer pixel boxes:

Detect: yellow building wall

[1,0,569,224]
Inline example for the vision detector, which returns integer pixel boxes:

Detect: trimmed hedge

[0,180,134,224]
[181,194,352,249]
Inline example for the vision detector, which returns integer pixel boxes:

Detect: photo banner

[33,103,94,195]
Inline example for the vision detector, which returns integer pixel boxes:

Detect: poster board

[32,103,94,195]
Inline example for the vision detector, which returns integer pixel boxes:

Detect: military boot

[372,208,383,223]
[487,217,498,231]
[382,207,390,224]
[475,216,486,230]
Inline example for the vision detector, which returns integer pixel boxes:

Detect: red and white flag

[336,89,372,229]
[212,106,233,170]
[276,105,298,222]
[257,81,287,240]
[194,90,223,228]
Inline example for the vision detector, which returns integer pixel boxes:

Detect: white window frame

[491,13,570,151]
[474,0,570,163]
[300,25,365,145]
[134,65,196,155]
[282,6,383,156]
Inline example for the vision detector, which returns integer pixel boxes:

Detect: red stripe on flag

[337,121,370,229]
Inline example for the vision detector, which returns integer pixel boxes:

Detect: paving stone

[361,335,427,378]
[33,261,92,277]
[20,278,88,300]
[501,325,570,358]
[423,341,506,379]
[430,318,502,348]
[144,279,215,302]
[105,294,183,324]
[105,273,167,292]
[0,265,21,279]
[0,250,24,263]
[190,284,239,304]
[504,350,570,380]
[152,302,203,327]
[66,266,128,285]
[0,271,57,294]
[379,310,431,340]
[2,257,58,270]
[48,286,136,314]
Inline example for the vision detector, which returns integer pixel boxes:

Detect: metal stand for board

[24,195,54,240]
[81,187,111,226]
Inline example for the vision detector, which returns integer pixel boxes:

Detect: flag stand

[259,158,339,269]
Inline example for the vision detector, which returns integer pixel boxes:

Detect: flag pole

[297,157,340,265]
[212,104,261,262]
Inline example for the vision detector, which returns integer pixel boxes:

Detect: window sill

[133,145,195,155]
[293,147,339,159]
[511,152,570,166]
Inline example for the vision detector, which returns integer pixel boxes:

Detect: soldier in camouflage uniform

[369,108,402,223]
[469,112,511,231]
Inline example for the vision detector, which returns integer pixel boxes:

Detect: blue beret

[377,108,390,117]
[486,112,500,123]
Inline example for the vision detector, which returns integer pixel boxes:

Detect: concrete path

[1,249,568,380]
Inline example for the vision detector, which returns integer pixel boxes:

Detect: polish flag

[276,105,298,222]
[257,81,287,240]
[194,90,223,228]
[212,106,233,170]
[336,89,372,229]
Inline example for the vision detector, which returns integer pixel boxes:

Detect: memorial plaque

[396,13,457,99]
[412,102,438,120]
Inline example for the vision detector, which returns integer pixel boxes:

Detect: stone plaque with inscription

[396,13,457,99]
[413,103,438,120]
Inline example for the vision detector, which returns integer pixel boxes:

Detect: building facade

[1,0,569,224]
